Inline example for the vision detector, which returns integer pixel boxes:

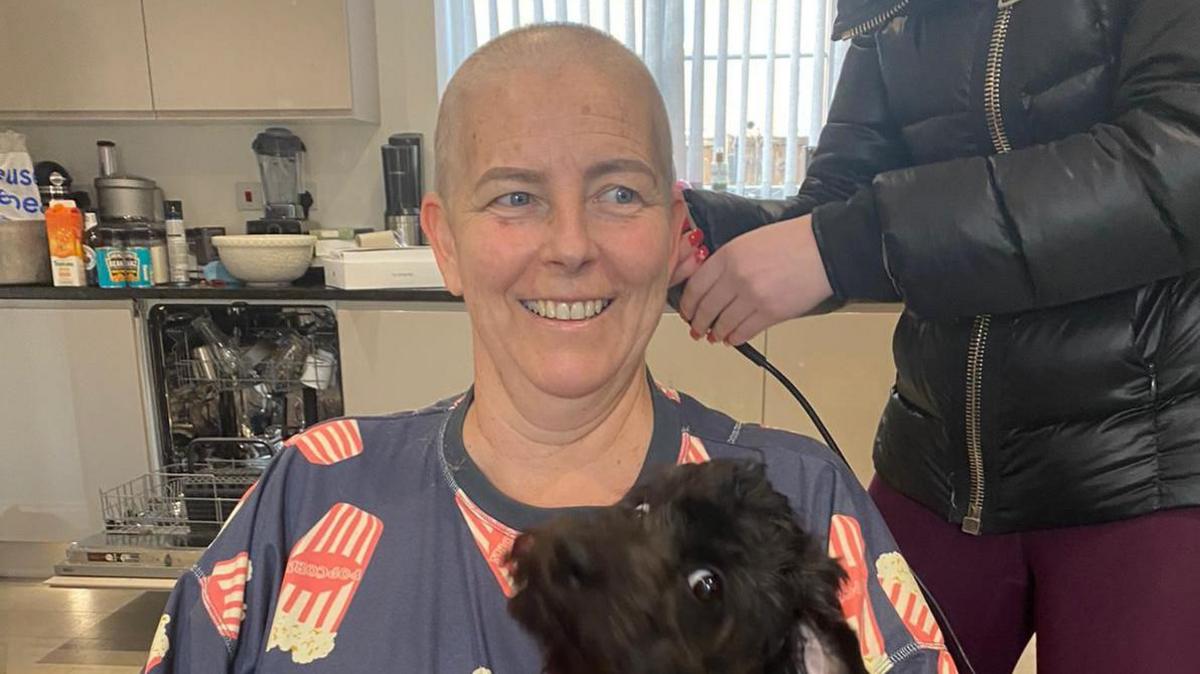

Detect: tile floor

[0,579,166,673]
[0,577,1038,673]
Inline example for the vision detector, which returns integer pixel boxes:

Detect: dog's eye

[687,568,722,602]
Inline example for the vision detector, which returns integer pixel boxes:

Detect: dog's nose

[554,539,595,586]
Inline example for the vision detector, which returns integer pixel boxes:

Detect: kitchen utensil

[264,332,310,385]
[34,161,72,208]
[211,234,315,286]
[97,140,118,177]
[248,128,310,234]
[382,133,424,245]
[0,219,52,285]
[93,141,165,222]
[95,176,163,223]
[186,227,225,267]
[190,346,219,381]
[300,348,337,390]
[191,315,254,378]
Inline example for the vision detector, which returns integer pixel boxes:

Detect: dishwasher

[55,301,344,580]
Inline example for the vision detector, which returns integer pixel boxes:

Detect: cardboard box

[323,247,444,290]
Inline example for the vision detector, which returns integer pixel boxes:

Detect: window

[437,0,849,198]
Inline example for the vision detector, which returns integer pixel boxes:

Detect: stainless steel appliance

[94,140,164,223]
[382,133,424,246]
[56,302,344,579]
[248,128,311,235]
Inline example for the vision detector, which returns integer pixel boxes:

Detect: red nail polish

[707,333,717,343]
[695,246,709,262]
[690,329,701,340]
[686,229,704,247]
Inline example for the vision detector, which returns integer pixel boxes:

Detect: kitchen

[0,0,912,672]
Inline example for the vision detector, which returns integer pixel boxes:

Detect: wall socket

[235,182,317,213]
[235,182,263,212]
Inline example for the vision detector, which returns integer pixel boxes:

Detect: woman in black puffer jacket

[674,0,1200,671]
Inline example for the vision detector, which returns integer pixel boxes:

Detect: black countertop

[0,283,460,303]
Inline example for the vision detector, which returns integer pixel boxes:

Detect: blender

[248,128,312,235]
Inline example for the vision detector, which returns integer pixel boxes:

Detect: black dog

[507,459,867,674]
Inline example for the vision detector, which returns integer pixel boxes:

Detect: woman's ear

[422,193,463,296]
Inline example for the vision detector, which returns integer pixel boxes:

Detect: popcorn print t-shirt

[147,378,957,674]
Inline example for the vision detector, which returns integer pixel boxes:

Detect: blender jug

[252,128,306,220]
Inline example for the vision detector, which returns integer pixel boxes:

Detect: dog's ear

[782,540,869,674]
[725,460,772,501]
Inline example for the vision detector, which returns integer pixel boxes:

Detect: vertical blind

[436,0,850,198]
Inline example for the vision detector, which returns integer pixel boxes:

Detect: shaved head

[434,23,674,204]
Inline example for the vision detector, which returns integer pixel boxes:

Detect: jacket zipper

[962,0,1021,535]
[835,0,912,40]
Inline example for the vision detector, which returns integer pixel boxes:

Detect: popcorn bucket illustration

[876,552,958,674]
[144,614,170,673]
[201,552,252,641]
[828,514,890,672]
[285,420,363,466]
[267,503,383,664]
[456,490,520,597]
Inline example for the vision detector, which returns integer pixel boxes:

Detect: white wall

[10,0,439,235]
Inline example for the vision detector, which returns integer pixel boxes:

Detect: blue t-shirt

[145,382,956,673]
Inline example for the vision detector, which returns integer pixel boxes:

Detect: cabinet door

[0,303,152,542]
[143,0,354,113]
[337,306,765,424]
[762,309,901,485]
[337,307,476,415]
[0,0,153,114]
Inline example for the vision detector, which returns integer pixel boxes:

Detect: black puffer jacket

[684,0,1200,534]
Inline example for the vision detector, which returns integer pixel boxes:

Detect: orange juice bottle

[45,200,87,287]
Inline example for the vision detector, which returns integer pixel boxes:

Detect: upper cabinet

[0,0,379,122]
[142,0,377,120]
[0,0,155,117]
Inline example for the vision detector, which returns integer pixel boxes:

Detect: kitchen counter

[0,283,460,303]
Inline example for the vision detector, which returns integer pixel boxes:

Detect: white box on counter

[323,247,445,290]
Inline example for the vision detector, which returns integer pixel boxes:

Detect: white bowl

[212,234,316,286]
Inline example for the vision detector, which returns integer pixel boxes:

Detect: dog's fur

[507,460,868,674]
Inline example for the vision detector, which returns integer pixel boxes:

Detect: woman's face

[425,66,685,401]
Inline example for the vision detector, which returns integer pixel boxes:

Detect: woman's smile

[519,298,615,322]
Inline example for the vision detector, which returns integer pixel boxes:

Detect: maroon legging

[869,478,1200,674]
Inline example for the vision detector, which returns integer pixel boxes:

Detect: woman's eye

[493,192,533,208]
[599,186,641,205]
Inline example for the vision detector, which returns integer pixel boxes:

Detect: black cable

[667,286,851,469]
[732,342,849,468]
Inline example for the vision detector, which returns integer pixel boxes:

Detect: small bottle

[82,211,100,286]
[45,200,87,287]
[164,201,189,286]
[710,151,729,192]
[148,227,169,286]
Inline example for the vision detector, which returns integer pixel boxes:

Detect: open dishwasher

[56,302,343,579]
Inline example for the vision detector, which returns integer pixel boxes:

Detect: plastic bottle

[45,200,87,287]
[164,200,189,286]
[711,150,729,192]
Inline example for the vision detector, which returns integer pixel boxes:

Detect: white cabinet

[336,305,766,424]
[337,305,476,415]
[142,0,378,120]
[0,0,154,117]
[0,0,378,121]
[761,308,901,485]
[0,302,152,543]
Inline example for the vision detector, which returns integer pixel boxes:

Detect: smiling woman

[143,23,952,674]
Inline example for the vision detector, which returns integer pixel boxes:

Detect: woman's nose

[542,203,595,272]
